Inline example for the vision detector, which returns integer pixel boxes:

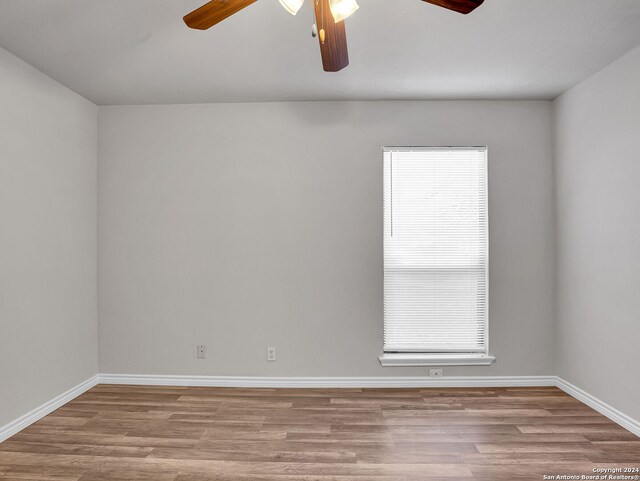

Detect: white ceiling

[0,0,639,105]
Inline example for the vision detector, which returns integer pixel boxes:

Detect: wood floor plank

[0,463,87,481]
[0,385,637,480]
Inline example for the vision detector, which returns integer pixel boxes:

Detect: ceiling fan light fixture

[183,0,485,73]
[278,0,304,15]
[329,0,359,22]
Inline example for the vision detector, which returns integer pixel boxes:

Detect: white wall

[0,47,98,427]
[554,46,640,420]
[99,100,555,377]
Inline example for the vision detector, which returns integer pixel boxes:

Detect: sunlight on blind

[383,147,488,353]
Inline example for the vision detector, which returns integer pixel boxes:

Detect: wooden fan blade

[184,0,257,30]
[313,0,349,72]
[421,0,484,14]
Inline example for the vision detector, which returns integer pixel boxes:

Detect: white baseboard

[98,374,639,438]
[555,377,640,438]
[0,375,98,443]
[2,374,637,444]
[98,373,556,388]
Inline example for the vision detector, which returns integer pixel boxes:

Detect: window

[380,147,493,366]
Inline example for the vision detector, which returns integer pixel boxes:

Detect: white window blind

[383,147,488,353]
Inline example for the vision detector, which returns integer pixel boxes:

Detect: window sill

[379,353,496,367]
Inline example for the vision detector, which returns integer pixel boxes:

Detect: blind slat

[383,147,488,353]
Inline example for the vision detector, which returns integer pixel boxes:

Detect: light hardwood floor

[0,385,638,480]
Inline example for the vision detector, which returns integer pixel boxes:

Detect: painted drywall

[99,100,555,377]
[0,47,98,428]
[554,46,640,421]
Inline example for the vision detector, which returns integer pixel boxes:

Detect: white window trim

[381,146,494,367]
[379,353,496,367]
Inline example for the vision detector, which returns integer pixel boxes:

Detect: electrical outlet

[429,368,443,378]
[197,345,207,359]
[267,347,276,362]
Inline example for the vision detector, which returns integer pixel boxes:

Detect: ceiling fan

[183,0,484,72]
